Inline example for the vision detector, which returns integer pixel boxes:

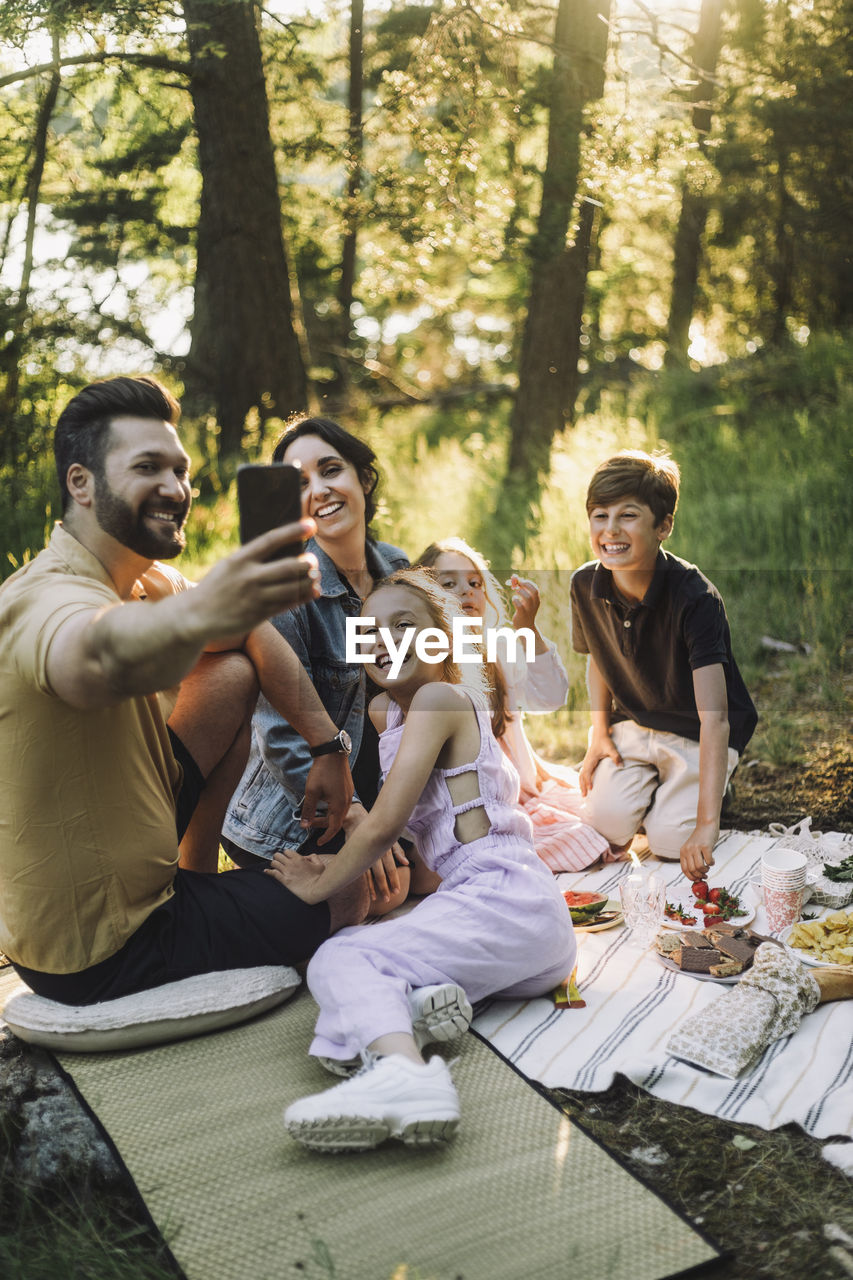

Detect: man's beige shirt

[0,524,190,973]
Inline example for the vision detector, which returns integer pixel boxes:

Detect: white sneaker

[315,982,472,1078]
[410,982,472,1050]
[285,1054,460,1152]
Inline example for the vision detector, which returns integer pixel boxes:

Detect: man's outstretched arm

[46,521,319,709]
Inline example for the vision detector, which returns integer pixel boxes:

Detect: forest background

[1,0,850,791]
[1,5,853,1277]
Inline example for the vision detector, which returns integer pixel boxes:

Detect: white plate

[655,952,743,984]
[659,892,755,931]
[779,923,853,968]
[574,902,623,933]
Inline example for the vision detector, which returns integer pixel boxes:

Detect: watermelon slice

[563,890,609,923]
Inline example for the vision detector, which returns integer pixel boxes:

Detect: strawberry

[691,880,709,900]
[702,902,722,918]
[708,887,723,903]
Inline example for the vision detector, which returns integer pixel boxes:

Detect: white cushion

[1,966,301,1052]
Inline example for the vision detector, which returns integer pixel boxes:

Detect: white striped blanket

[473,829,853,1147]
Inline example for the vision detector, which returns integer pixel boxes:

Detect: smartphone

[237,463,303,560]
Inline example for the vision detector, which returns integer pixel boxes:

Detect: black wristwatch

[309,729,353,758]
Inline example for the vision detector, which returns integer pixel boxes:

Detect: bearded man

[0,375,367,1005]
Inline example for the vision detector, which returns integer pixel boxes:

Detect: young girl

[267,569,575,1152]
[415,538,610,872]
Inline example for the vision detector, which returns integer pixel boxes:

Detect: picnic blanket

[0,970,720,1280]
[473,829,853,1153]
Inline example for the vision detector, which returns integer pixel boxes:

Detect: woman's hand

[301,754,354,844]
[265,849,328,904]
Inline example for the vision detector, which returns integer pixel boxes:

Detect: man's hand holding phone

[192,518,319,642]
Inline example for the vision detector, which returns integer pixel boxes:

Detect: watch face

[338,730,353,754]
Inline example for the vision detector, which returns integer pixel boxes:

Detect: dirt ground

[725,751,853,833]
[721,664,853,835]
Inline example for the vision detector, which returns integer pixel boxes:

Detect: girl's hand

[367,843,410,905]
[507,575,541,632]
[579,734,623,796]
[266,849,328,904]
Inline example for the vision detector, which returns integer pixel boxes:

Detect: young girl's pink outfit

[305,692,575,1064]
[495,637,611,872]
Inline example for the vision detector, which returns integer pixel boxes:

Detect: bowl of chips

[781,910,853,967]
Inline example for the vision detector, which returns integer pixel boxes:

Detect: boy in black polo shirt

[570,450,757,881]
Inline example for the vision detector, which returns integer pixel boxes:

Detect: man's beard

[93,475,188,560]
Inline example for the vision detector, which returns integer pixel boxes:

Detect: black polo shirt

[570,550,757,754]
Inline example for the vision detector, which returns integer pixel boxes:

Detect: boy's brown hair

[586,450,680,526]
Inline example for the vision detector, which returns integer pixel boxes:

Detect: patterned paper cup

[764,885,806,933]
[762,849,808,933]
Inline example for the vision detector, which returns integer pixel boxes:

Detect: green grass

[0,1184,179,1280]
[353,336,851,761]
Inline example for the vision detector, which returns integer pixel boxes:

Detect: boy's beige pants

[582,720,739,860]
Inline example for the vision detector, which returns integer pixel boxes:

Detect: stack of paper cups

[761,849,808,933]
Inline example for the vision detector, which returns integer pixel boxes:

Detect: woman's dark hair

[54,375,180,513]
[272,416,381,528]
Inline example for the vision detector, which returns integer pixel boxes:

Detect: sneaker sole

[318,985,473,1077]
[286,1112,459,1152]
[412,984,473,1050]
[316,1055,362,1078]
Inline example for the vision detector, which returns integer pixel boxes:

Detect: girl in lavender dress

[267,569,575,1153]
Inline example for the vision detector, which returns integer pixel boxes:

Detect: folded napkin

[666,943,821,1079]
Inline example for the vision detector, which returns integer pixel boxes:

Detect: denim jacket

[222,537,408,859]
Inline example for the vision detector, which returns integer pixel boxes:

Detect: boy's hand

[579,734,623,796]
[679,820,719,880]
[266,848,327,904]
[507,575,541,632]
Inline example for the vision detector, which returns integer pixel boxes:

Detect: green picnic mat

[2,970,719,1279]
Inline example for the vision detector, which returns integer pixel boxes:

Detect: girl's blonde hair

[363,568,490,701]
[413,539,513,737]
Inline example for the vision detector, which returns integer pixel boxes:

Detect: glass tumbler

[619,873,666,947]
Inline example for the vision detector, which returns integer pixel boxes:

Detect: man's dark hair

[54,375,181,513]
[272,416,381,528]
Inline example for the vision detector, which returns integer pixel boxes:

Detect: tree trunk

[182,0,307,461]
[0,31,61,463]
[337,0,363,349]
[665,0,724,367]
[769,149,795,345]
[490,0,610,559]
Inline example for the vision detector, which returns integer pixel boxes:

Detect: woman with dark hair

[222,417,417,909]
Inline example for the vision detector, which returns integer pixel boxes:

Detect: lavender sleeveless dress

[305,690,575,1062]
